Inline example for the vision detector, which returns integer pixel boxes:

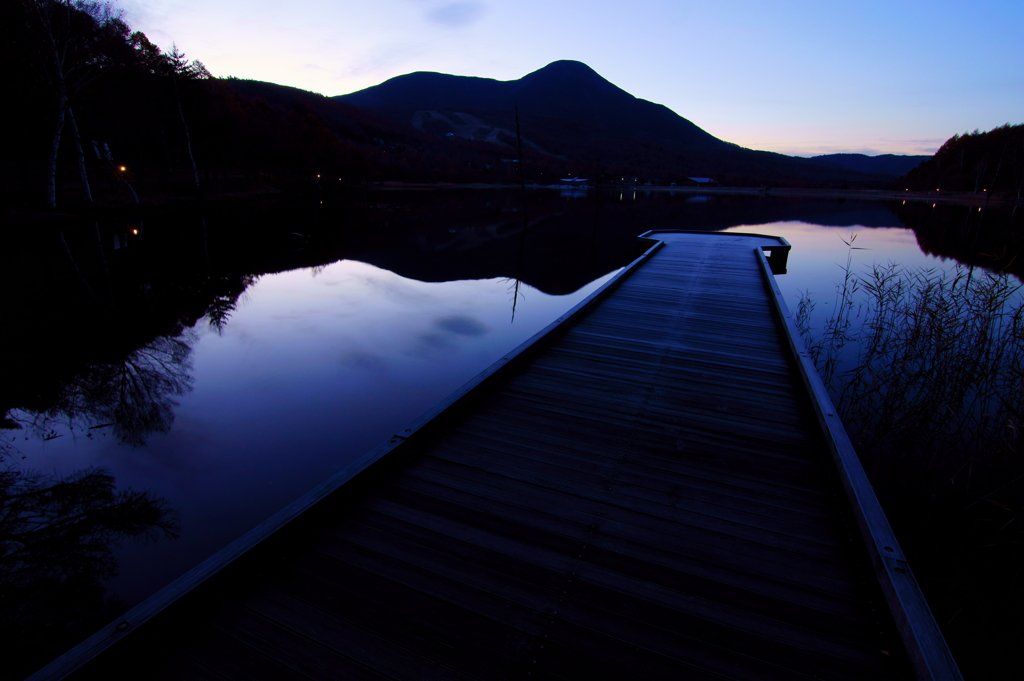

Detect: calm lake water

[3,189,1020,674]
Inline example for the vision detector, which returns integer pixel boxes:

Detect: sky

[120,0,1023,157]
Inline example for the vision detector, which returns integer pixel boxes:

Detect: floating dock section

[33,232,961,680]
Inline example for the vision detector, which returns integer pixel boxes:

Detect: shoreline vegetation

[797,258,1024,678]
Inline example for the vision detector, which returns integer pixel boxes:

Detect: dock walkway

[33,233,959,680]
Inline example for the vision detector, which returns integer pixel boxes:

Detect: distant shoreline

[371,181,1011,208]
[4,182,1011,227]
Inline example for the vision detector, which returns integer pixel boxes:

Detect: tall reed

[797,259,1024,676]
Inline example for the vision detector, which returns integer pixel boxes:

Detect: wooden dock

[32,232,960,681]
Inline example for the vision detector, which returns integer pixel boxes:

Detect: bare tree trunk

[1015,138,1024,201]
[46,92,67,208]
[88,221,115,309]
[973,158,988,194]
[67,106,93,202]
[119,173,140,204]
[53,230,98,305]
[986,144,1007,195]
[171,73,200,190]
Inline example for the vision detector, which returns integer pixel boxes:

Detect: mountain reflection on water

[2,189,1022,678]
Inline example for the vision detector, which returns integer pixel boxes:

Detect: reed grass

[797,256,1024,676]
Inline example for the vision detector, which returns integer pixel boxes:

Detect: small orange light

[316,174,320,178]
[131,228,138,235]
[932,203,936,207]
[119,166,126,172]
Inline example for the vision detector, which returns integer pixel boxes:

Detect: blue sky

[122,0,1023,156]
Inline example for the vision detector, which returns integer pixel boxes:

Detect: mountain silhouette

[336,61,895,186]
[810,153,930,177]
[339,60,724,150]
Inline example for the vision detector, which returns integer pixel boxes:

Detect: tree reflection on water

[10,331,197,451]
[0,328,193,677]
[0,218,241,677]
[1,467,179,680]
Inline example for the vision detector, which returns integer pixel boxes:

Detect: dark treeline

[3,0,365,207]
[902,124,1024,198]
[0,1,539,210]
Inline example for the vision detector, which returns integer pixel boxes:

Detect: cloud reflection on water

[436,315,488,337]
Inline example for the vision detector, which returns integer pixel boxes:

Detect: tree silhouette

[26,0,126,207]
[166,44,210,191]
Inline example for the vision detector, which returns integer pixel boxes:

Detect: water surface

[4,189,1020,674]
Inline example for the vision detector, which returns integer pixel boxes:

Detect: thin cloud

[884,138,946,155]
[341,42,429,79]
[427,2,486,28]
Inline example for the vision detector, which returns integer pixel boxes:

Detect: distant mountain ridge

[340,61,725,151]
[335,60,904,187]
[810,153,930,177]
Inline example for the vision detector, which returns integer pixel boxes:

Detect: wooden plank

[454,412,832,497]
[391,469,873,620]
[310,531,702,681]
[180,627,314,681]
[226,593,483,681]
[460,408,827,477]
[328,507,896,681]
[413,443,837,523]
[429,429,839,540]
[276,556,545,679]
[208,602,403,681]
[368,465,860,585]
[468,391,822,454]
[320,519,840,681]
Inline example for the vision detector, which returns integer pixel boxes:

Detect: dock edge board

[754,246,963,681]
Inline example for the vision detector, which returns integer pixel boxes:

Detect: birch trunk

[46,92,67,208]
[67,106,93,202]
